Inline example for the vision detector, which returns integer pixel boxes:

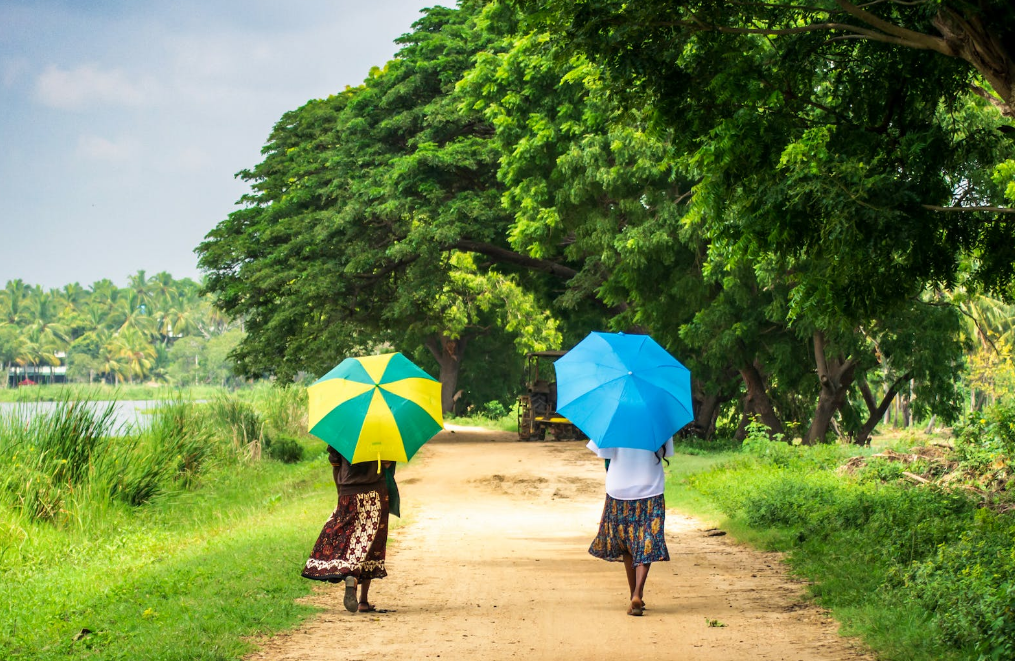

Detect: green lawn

[0,447,378,659]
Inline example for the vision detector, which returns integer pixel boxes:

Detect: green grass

[0,384,230,403]
[444,411,518,433]
[664,430,1014,661]
[2,459,338,659]
[0,388,353,660]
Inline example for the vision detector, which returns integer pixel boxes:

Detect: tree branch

[921,204,1015,214]
[454,239,578,280]
[969,83,1010,114]
[833,0,952,54]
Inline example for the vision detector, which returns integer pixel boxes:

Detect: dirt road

[249,428,870,661]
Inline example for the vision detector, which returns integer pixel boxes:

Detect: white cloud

[34,64,161,110]
[75,134,138,162]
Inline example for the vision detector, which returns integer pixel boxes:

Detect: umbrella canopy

[555,332,692,451]
[308,352,443,464]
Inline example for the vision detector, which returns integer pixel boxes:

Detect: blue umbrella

[555,331,692,451]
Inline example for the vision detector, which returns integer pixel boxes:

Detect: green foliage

[675,436,1015,660]
[0,399,216,522]
[0,388,338,658]
[0,273,241,388]
[956,401,1015,461]
[907,508,1015,659]
[208,397,270,460]
[265,434,305,464]
[0,460,336,660]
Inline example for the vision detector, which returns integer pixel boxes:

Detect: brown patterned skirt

[301,489,389,582]
[589,494,670,566]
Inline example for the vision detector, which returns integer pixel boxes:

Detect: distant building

[7,352,67,387]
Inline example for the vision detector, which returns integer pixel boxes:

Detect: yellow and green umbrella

[308,352,443,466]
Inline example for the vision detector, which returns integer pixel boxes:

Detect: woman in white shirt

[587,437,674,616]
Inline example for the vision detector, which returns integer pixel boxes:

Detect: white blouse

[587,437,675,500]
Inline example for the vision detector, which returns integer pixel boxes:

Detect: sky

[0,0,435,289]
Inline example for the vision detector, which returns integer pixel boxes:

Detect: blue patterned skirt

[589,494,670,566]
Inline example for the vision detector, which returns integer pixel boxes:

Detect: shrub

[481,400,508,419]
[252,384,308,438]
[266,435,304,464]
[209,396,269,460]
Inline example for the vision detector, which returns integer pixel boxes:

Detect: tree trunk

[692,392,723,439]
[804,331,858,445]
[0,361,7,388]
[855,374,911,445]
[425,334,470,414]
[739,361,784,437]
[932,8,1015,118]
[734,408,751,441]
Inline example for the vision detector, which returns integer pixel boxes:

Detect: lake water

[0,400,174,431]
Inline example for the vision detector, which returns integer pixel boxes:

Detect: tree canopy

[197,0,1015,439]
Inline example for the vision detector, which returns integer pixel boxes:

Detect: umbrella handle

[377,452,381,474]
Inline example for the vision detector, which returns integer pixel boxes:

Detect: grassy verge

[0,390,369,660]
[664,428,1015,661]
[2,461,332,659]
[444,411,518,433]
[0,384,231,402]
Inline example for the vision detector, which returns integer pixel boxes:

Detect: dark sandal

[343,576,358,613]
[359,602,392,613]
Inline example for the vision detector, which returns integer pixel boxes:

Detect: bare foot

[628,597,644,617]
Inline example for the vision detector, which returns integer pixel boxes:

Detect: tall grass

[0,385,354,659]
[0,399,217,526]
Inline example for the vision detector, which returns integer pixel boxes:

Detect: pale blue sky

[0,0,435,288]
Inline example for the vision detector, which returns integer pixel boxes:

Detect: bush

[265,435,304,464]
[481,400,509,419]
[209,396,269,460]
[685,438,1002,660]
[954,401,1015,471]
[907,508,1015,659]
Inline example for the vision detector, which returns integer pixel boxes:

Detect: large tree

[198,3,569,406]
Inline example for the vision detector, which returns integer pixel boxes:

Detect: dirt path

[249,428,871,661]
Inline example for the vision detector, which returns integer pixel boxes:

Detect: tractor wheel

[517,396,532,441]
[530,392,549,416]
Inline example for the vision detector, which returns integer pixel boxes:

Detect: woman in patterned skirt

[302,446,393,613]
[587,437,673,616]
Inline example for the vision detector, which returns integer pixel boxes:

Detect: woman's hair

[654,442,670,466]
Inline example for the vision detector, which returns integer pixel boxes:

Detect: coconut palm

[111,291,157,338]
[127,270,155,315]
[117,327,157,383]
[0,279,30,327]
[96,331,130,384]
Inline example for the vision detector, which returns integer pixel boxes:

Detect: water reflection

[0,400,183,431]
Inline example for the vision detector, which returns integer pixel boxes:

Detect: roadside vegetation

[667,408,1015,661]
[0,388,340,660]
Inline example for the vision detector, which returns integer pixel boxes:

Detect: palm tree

[97,331,130,385]
[117,327,156,383]
[128,270,155,315]
[0,279,30,327]
[112,291,157,338]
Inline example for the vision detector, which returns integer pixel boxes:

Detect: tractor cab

[516,350,584,441]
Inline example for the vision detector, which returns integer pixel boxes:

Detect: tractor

[516,350,585,441]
